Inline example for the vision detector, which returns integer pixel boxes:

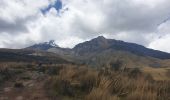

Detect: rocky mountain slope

[73,36,170,59]
[25,36,170,67]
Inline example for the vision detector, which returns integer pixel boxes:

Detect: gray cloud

[103,0,170,33]
[0,19,28,34]
[69,0,170,36]
[0,0,170,52]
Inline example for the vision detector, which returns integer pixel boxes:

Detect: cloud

[149,34,170,52]
[148,20,170,52]
[0,0,49,34]
[0,19,28,34]
[0,0,170,52]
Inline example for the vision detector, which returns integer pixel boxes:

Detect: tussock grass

[1,63,170,100]
[45,65,170,100]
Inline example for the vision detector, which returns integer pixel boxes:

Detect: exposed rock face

[26,40,58,50]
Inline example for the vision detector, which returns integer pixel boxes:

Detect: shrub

[14,82,24,88]
[47,66,63,75]
[110,60,123,71]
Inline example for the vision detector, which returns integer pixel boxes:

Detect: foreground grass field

[0,62,170,100]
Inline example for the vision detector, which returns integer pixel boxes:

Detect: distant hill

[0,49,69,64]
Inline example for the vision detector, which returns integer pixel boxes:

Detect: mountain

[26,40,58,50]
[73,36,170,59]
[25,36,170,67]
[73,36,110,56]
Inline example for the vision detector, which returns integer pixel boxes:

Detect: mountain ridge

[25,36,170,60]
[72,36,170,59]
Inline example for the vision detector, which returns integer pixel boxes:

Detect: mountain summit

[26,40,58,50]
[73,36,110,55]
[45,40,58,47]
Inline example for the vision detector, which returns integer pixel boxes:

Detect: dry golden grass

[45,65,170,100]
[1,62,170,100]
[142,67,170,80]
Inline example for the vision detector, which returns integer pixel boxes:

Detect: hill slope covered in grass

[0,49,70,64]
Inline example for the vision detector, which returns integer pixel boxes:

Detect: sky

[0,0,170,52]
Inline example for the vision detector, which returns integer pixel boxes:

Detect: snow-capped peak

[44,40,58,47]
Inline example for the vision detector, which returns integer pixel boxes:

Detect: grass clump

[45,64,170,100]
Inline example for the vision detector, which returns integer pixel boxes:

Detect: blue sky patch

[41,0,62,14]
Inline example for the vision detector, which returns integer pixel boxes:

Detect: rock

[0,96,9,100]
[16,96,23,100]
[28,83,34,87]
[4,87,12,92]
[14,82,24,88]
